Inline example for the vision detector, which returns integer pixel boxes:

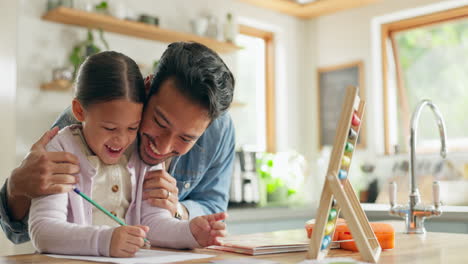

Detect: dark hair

[149,42,235,120]
[75,51,145,108]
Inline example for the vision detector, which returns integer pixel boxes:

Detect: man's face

[138,78,211,165]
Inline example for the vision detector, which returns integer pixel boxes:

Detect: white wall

[0,0,18,257]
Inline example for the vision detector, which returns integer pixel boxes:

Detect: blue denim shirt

[0,180,30,244]
[0,107,235,243]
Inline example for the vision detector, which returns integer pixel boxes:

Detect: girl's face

[73,99,143,165]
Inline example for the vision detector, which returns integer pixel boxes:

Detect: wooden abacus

[308,86,381,263]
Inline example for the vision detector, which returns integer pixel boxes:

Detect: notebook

[208,229,310,255]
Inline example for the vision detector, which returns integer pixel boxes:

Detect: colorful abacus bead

[352,112,361,127]
[328,208,337,221]
[324,221,335,235]
[342,156,351,168]
[321,235,332,250]
[348,128,357,140]
[338,169,347,180]
[345,142,354,153]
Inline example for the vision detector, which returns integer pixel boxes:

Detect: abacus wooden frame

[308,86,381,263]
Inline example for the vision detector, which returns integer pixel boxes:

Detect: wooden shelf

[42,7,241,54]
[231,101,247,108]
[238,0,381,19]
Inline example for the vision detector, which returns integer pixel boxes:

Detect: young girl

[29,51,227,257]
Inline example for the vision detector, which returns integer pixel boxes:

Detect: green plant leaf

[266,183,277,193]
[95,1,108,10]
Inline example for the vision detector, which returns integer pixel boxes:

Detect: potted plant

[69,28,109,79]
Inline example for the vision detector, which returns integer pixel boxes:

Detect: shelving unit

[238,0,381,19]
[42,7,242,54]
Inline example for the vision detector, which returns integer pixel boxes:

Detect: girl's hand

[110,225,149,258]
[189,212,227,247]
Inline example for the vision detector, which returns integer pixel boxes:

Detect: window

[382,6,468,154]
[230,25,275,152]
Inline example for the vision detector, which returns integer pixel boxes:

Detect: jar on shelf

[223,12,238,43]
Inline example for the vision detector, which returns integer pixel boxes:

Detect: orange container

[305,219,395,252]
[339,222,394,252]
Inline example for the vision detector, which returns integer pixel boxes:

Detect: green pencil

[73,187,150,246]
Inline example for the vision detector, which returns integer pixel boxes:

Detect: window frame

[381,5,468,155]
[238,25,276,153]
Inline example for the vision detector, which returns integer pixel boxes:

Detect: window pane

[394,18,468,150]
[230,34,266,151]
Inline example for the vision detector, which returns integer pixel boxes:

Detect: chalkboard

[317,61,366,149]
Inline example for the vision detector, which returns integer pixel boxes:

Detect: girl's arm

[140,200,199,249]
[28,133,115,256]
[29,193,115,256]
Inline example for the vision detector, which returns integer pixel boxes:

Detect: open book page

[208,229,310,255]
[47,249,215,264]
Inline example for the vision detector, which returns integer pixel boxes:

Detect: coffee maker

[229,150,261,207]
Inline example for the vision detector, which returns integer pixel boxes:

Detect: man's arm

[51,106,79,129]
[180,114,236,218]
[0,125,79,244]
[0,180,30,244]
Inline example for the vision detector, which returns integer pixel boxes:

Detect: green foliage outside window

[394,19,468,149]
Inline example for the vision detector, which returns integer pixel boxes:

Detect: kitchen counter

[227,203,468,234]
[5,223,468,264]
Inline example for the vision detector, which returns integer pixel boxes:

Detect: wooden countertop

[3,228,468,264]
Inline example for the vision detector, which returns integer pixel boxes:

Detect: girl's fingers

[195,218,210,231]
[210,236,223,246]
[205,212,227,222]
[210,229,227,237]
[117,244,137,258]
[210,221,226,230]
[121,246,139,257]
[135,225,150,233]
[126,226,147,237]
[127,235,145,248]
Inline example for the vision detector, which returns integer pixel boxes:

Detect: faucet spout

[409,100,447,194]
[389,99,446,234]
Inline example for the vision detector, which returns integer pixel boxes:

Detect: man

[0,42,236,244]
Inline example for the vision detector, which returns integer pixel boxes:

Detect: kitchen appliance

[229,150,261,207]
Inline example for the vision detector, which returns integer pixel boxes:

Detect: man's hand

[189,212,227,247]
[6,127,80,220]
[142,168,181,217]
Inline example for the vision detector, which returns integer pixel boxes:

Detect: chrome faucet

[389,99,447,234]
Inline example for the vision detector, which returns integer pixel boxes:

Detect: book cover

[208,229,310,256]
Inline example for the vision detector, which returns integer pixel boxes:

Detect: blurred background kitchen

[1,0,468,256]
